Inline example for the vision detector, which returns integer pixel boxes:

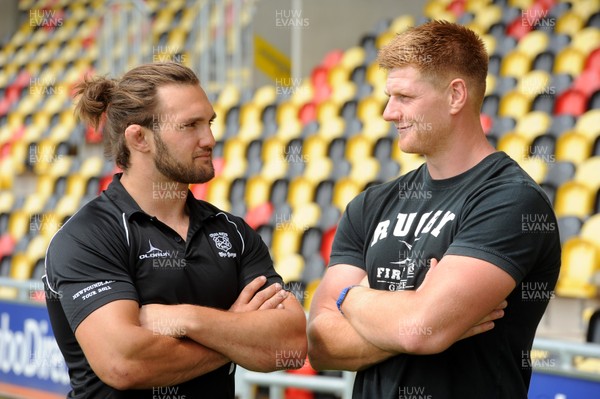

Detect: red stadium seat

[244,202,274,230]
[573,69,600,97]
[298,101,317,125]
[321,49,344,69]
[554,88,588,116]
[584,48,600,71]
[506,16,532,41]
[320,225,337,265]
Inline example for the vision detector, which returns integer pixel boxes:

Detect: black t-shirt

[330,152,561,399]
[43,174,282,399]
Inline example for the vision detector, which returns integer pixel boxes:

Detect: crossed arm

[75,276,307,390]
[307,255,514,371]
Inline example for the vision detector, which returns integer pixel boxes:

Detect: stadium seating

[0,0,598,313]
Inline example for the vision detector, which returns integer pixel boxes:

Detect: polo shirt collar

[104,173,216,223]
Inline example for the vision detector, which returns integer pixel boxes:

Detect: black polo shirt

[43,174,282,399]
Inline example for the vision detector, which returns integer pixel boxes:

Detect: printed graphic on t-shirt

[369,210,455,291]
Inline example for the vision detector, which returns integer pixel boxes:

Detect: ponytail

[73,76,116,130]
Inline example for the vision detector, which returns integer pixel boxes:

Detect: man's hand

[229,276,289,312]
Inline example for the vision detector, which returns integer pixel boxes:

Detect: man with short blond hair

[308,21,560,399]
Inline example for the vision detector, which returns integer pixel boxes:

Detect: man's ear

[124,124,151,153]
[448,78,468,115]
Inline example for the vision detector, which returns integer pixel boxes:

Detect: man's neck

[120,171,190,229]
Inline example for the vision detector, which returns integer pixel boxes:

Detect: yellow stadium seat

[245,176,271,209]
[274,253,305,283]
[276,102,299,126]
[303,157,333,184]
[571,0,600,22]
[518,157,547,184]
[514,111,551,139]
[317,117,345,141]
[517,71,552,101]
[554,181,594,218]
[223,138,247,161]
[221,157,247,180]
[8,211,30,242]
[25,234,50,264]
[9,253,35,281]
[303,135,329,161]
[261,158,288,182]
[575,109,600,141]
[288,177,316,209]
[271,227,303,263]
[341,46,366,70]
[581,214,600,250]
[571,27,600,57]
[253,85,277,109]
[555,131,592,164]
[317,100,340,123]
[290,81,314,106]
[291,202,321,230]
[480,33,496,56]
[500,51,532,78]
[54,195,82,219]
[389,14,415,34]
[21,193,48,215]
[554,47,586,77]
[517,30,549,58]
[350,157,380,185]
[357,96,384,122]
[498,132,530,162]
[375,30,396,50]
[0,191,15,213]
[556,237,600,298]
[79,156,104,178]
[498,91,531,119]
[217,84,241,110]
[333,177,362,212]
[304,278,321,311]
[331,80,357,104]
[346,134,375,162]
[206,176,231,205]
[555,11,585,37]
[473,4,503,32]
[38,212,63,238]
[328,65,350,88]
[276,119,302,141]
[574,156,600,190]
[365,63,387,88]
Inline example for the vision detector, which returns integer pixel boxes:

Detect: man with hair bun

[44,62,306,398]
[308,21,560,398]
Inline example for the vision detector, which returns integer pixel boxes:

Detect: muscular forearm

[163,301,307,372]
[86,326,229,390]
[308,310,396,371]
[342,286,450,355]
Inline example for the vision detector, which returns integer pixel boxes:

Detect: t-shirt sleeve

[45,222,139,333]
[329,191,367,269]
[445,181,556,284]
[235,217,283,290]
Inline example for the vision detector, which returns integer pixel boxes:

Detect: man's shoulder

[50,194,122,243]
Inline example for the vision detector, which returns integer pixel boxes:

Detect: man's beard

[153,132,215,184]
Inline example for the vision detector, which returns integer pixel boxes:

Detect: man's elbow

[397,329,453,355]
[94,360,146,391]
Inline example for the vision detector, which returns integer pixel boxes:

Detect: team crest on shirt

[210,232,237,258]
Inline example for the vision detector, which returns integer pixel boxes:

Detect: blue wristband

[336,285,359,315]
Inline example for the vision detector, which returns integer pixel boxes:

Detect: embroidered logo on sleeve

[209,232,237,258]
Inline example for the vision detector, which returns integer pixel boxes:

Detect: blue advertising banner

[0,300,70,396]
[530,371,600,399]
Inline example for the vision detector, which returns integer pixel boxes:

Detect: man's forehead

[156,84,212,115]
